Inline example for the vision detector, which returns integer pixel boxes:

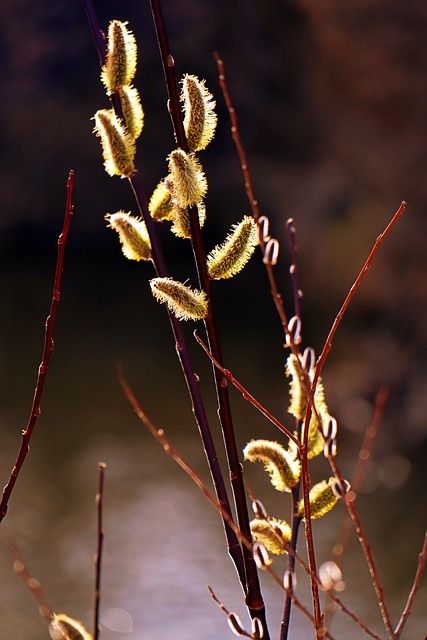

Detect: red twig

[303,201,406,639]
[336,387,389,564]
[94,462,106,640]
[313,201,406,385]
[214,52,291,338]
[394,529,427,638]
[194,331,301,449]
[8,542,53,621]
[0,170,75,525]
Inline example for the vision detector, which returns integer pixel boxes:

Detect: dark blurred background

[0,1,426,638]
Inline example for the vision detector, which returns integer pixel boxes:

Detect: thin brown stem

[306,202,406,639]
[194,331,301,449]
[324,387,388,632]
[94,462,106,640]
[0,170,75,525]
[214,52,291,338]
[393,529,427,638]
[8,542,53,621]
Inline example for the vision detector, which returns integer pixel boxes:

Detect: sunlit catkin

[207,216,257,279]
[250,518,291,555]
[149,179,174,221]
[93,109,135,177]
[181,74,217,152]
[150,277,208,321]
[297,477,349,520]
[101,20,137,92]
[171,201,206,239]
[243,439,300,492]
[49,613,93,640]
[167,149,208,208]
[119,85,144,140]
[106,211,151,261]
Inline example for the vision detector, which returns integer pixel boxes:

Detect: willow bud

[106,211,151,261]
[167,149,207,208]
[171,201,206,239]
[250,518,291,555]
[93,109,135,177]
[49,613,93,640]
[148,179,174,221]
[297,477,350,520]
[244,439,300,492]
[207,216,257,280]
[101,20,137,92]
[150,277,208,321]
[119,85,144,140]
[181,74,217,152]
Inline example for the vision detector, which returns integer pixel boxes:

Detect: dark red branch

[0,170,75,525]
[94,462,106,640]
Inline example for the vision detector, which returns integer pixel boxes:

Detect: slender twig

[214,52,291,338]
[286,218,303,321]
[83,1,245,589]
[148,1,268,629]
[194,331,301,449]
[0,170,75,525]
[305,202,406,639]
[336,387,389,563]
[94,462,106,640]
[324,387,388,632]
[393,529,427,638]
[8,542,53,621]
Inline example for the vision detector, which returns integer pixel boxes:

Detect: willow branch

[0,170,75,525]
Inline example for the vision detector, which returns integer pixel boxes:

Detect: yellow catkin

[49,613,93,640]
[181,74,217,152]
[207,216,257,279]
[243,439,300,492]
[119,85,144,140]
[93,109,135,177]
[286,353,333,459]
[150,277,208,321]
[149,179,175,221]
[106,211,151,261]
[297,477,348,520]
[250,518,291,555]
[101,20,137,92]
[171,202,206,239]
[167,149,208,208]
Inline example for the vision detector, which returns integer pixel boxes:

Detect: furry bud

[244,439,300,492]
[207,216,257,280]
[119,85,144,140]
[250,518,291,555]
[297,477,350,520]
[149,179,174,221]
[93,109,135,177]
[167,149,207,208]
[150,277,208,321]
[106,211,151,261]
[101,20,137,92]
[49,613,93,640]
[181,74,217,152]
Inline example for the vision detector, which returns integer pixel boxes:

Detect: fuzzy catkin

[93,109,135,177]
[150,277,208,321]
[106,211,151,261]
[101,20,137,92]
[207,216,257,279]
[181,74,217,152]
[167,150,208,208]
